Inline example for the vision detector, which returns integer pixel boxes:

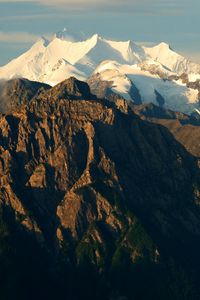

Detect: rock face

[1,77,200,300]
[88,73,143,105]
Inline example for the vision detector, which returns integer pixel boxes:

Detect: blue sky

[0,0,199,66]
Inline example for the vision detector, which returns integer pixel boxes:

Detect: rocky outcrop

[88,74,142,105]
[87,73,114,99]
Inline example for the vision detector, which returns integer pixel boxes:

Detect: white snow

[95,60,199,114]
[144,42,200,75]
[193,108,200,115]
[188,73,200,82]
[0,30,200,114]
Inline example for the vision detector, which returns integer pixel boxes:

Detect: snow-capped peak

[144,41,200,75]
[90,33,100,43]
[155,42,171,50]
[0,29,200,114]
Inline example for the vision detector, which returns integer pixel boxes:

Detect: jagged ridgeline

[1,77,200,300]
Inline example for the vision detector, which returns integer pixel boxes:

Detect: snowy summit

[0,28,200,114]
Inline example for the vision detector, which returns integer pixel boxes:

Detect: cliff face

[1,78,200,300]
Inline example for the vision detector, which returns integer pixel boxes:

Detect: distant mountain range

[0,28,200,114]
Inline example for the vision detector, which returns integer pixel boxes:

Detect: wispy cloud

[0,0,186,13]
[0,31,40,43]
[0,13,63,21]
[0,0,129,3]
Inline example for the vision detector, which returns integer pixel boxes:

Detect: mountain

[1,77,200,299]
[0,29,200,114]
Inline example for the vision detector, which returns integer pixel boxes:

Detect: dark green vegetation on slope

[0,78,200,299]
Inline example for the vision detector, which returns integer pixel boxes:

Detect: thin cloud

[0,0,185,10]
[0,13,63,21]
[0,31,40,43]
[0,0,187,17]
[0,0,118,4]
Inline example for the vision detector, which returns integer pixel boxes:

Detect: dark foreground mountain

[1,78,200,300]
